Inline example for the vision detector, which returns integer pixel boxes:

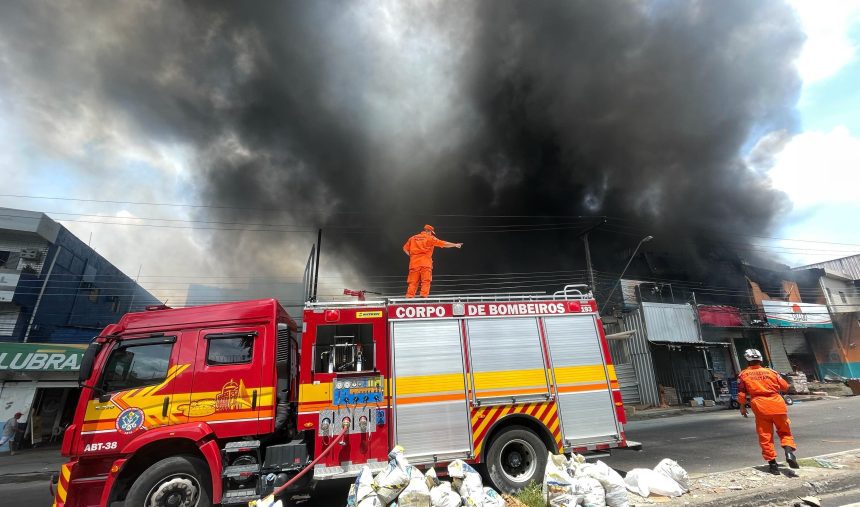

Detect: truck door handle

[162,397,169,417]
[252,390,257,410]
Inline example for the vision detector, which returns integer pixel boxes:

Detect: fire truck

[54,285,632,506]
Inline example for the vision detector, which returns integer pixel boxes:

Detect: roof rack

[305,284,593,308]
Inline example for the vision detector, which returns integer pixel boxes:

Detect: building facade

[795,254,860,378]
[0,208,159,449]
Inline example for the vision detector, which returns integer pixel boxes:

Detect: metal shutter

[765,335,792,373]
[391,321,471,461]
[543,315,620,445]
[466,318,549,404]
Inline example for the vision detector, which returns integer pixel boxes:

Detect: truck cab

[55,299,299,507]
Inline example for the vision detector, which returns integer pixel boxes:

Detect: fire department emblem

[115,408,145,434]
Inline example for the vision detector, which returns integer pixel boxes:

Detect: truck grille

[277,327,290,363]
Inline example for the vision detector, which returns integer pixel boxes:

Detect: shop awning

[698,305,743,327]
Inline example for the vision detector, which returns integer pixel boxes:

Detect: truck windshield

[314,324,374,373]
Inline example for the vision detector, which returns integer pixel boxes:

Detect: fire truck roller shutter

[465,318,550,403]
[391,320,471,462]
[543,315,621,445]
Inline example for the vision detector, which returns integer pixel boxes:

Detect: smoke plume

[0,0,805,297]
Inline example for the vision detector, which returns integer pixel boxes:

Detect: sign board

[0,342,86,372]
[388,300,594,320]
[762,301,833,329]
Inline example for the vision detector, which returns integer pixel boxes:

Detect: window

[88,287,100,303]
[607,338,631,365]
[839,291,848,304]
[101,342,173,393]
[0,251,20,269]
[314,324,374,373]
[206,334,255,365]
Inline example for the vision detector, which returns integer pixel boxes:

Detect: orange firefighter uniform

[403,225,461,298]
[737,364,796,462]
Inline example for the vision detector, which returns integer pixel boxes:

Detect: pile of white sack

[543,452,690,507]
[346,446,506,507]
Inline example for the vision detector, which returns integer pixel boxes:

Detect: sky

[762,0,860,265]
[0,1,859,305]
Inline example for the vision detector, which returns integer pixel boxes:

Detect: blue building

[0,208,160,445]
[0,207,160,343]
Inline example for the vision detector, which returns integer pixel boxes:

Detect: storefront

[0,342,85,448]
[761,301,838,379]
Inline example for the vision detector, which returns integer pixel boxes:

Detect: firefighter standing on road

[737,348,799,475]
[403,225,462,298]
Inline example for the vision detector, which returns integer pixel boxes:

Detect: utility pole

[577,217,606,295]
[600,235,654,315]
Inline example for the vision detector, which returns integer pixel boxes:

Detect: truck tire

[486,425,548,493]
[125,455,213,507]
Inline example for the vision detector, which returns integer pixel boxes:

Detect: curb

[689,470,860,507]
[628,395,839,421]
[628,406,725,421]
[0,471,54,485]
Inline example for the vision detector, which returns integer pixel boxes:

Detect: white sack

[581,461,628,507]
[653,459,689,492]
[429,482,462,507]
[574,476,606,507]
[623,468,685,498]
[373,446,411,504]
[398,467,431,507]
[481,487,507,506]
[543,453,578,507]
[347,466,384,507]
[448,459,484,505]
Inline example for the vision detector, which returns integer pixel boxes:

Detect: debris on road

[346,446,507,507]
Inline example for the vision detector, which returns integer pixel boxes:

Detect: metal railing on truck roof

[305,284,593,308]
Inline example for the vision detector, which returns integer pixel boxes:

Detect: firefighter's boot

[768,459,780,475]
[785,447,799,469]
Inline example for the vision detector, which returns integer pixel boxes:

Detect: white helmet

[744,349,763,362]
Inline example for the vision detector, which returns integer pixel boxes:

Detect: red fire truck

[54,285,632,506]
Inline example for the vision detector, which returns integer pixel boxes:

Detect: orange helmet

[423,224,435,233]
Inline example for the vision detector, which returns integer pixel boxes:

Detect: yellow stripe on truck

[299,383,332,403]
[553,364,614,385]
[395,373,466,395]
[473,369,547,391]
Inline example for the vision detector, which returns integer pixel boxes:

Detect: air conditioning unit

[20,248,42,260]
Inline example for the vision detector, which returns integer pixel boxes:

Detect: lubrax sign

[0,342,86,371]
[389,301,590,320]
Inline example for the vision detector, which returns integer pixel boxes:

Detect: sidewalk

[627,394,835,421]
[0,445,65,484]
[629,449,860,507]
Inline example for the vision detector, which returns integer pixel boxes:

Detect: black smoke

[0,0,805,298]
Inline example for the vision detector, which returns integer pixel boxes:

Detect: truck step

[224,440,261,452]
[223,463,262,478]
[221,488,259,505]
[313,459,386,481]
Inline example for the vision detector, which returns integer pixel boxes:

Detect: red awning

[698,305,743,327]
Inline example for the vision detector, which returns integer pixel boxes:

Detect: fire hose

[251,422,350,506]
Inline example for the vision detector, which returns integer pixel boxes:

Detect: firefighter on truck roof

[737,348,799,475]
[403,224,462,298]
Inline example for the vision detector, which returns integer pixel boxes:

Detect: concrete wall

[821,276,860,313]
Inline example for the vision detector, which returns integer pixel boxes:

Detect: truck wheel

[126,455,212,507]
[486,425,547,493]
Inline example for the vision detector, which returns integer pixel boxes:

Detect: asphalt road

[12,397,860,506]
[602,396,860,475]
